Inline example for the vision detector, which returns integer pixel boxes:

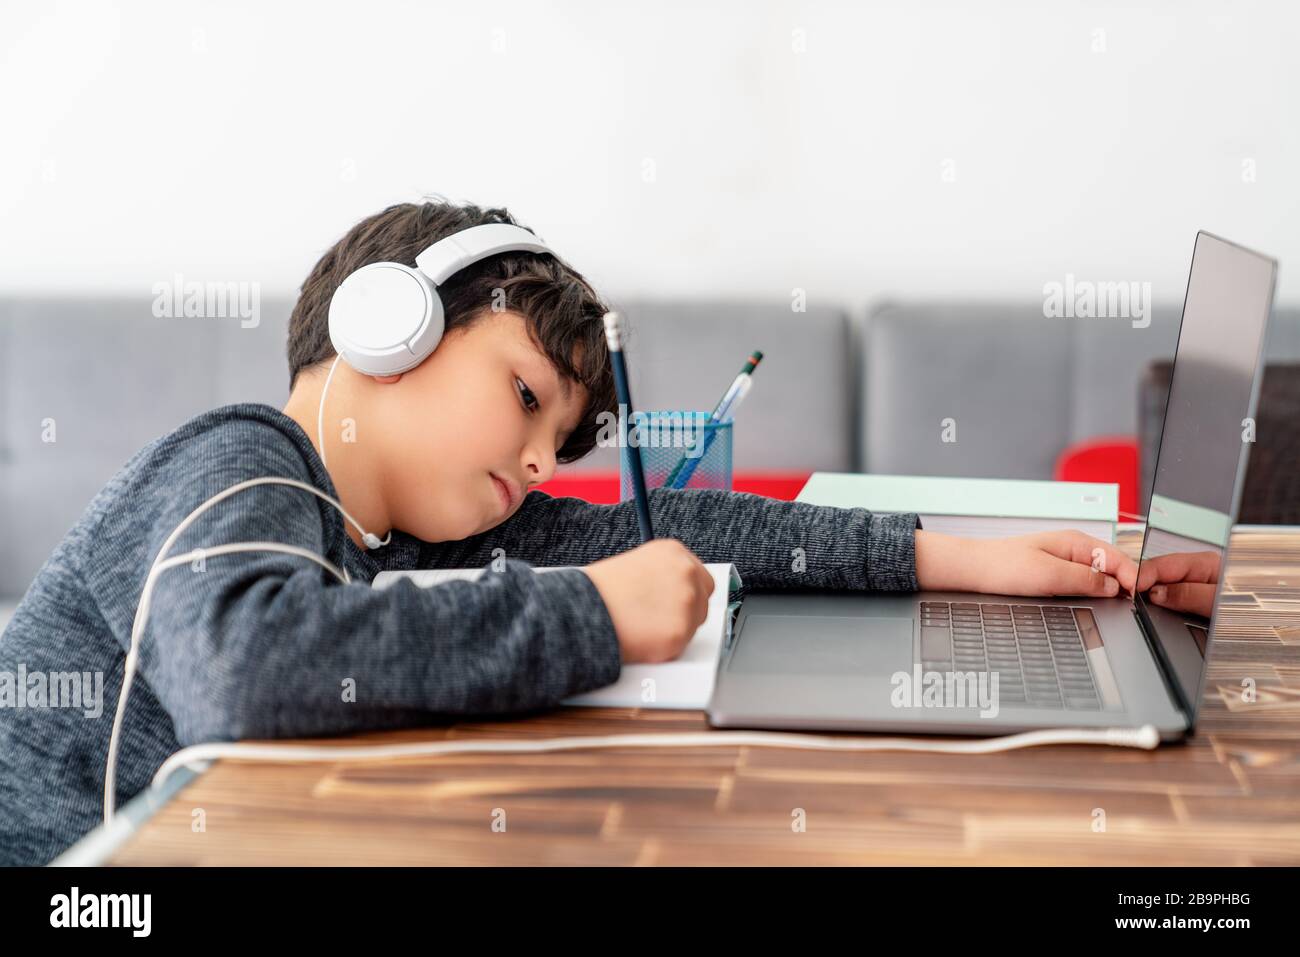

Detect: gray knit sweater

[0,403,919,865]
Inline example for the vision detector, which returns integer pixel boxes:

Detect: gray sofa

[865,301,1300,480]
[2,296,1297,604]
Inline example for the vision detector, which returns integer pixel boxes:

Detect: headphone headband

[414,223,555,285]
[328,220,560,377]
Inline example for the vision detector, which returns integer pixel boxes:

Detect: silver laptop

[709,232,1277,742]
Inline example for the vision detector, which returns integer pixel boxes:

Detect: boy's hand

[1134,550,1221,618]
[581,539,716,664]
[917,529,1138,599]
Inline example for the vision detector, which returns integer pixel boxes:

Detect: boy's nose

[523,454,554,488]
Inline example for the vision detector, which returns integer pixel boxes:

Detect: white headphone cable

[105,477,389,824]
[317,354,342,471]
[150,724,1162,796]
[315,353,391,549]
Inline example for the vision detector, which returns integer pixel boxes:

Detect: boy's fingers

[1042,533,1137,595]
[1135,550,1221,593]
[1097,546,1138,595]
[698,563,716,597]
[695,584,711,628]
[1136,553,1193,593]
[1149,581,1217,618]
[691,563,714,625]
[1048,555,1121,597]
[691,593,709,631]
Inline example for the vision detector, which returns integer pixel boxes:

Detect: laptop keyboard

[919,601,1101,710]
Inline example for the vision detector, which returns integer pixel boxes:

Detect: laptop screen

[1134,232,1276,722]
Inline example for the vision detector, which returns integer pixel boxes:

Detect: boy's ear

[373,374,402,384]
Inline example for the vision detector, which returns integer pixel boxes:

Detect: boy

[0,199,1140,865]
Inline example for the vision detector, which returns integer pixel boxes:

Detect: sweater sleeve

[109,430,622,746]
[418,487,923,593]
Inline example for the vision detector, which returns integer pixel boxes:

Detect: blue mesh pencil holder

[619,410,734,499]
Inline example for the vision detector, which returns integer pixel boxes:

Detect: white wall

[2,0,1297,308]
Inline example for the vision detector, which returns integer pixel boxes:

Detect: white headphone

[327,222,557,377]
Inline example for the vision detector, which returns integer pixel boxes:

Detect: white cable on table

[151,724,1162,794]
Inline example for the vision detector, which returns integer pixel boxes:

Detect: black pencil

[602,311,655,542]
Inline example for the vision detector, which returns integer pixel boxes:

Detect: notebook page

[372,563,741,710]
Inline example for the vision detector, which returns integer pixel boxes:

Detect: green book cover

[1147,493,1230,546]
[796,472,1118,522]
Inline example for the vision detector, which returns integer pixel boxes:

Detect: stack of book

[796,473,1120,543]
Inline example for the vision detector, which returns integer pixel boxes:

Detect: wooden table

[104,528,1300,866]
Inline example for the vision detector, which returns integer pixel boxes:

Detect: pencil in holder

[619,410,734,498]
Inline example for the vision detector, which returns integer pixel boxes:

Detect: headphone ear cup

[328,262,444,376]
[405,290,445,368]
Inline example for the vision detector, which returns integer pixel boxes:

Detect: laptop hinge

[1132,598,1195,723]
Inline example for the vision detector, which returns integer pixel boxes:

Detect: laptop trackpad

[728,615,913,676]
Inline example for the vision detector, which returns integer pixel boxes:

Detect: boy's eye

[515,377,540,413]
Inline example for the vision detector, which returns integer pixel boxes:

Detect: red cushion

[1052,437,1139,519]
[535,472,812,504]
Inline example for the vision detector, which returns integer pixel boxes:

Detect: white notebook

[371,562,743,710]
